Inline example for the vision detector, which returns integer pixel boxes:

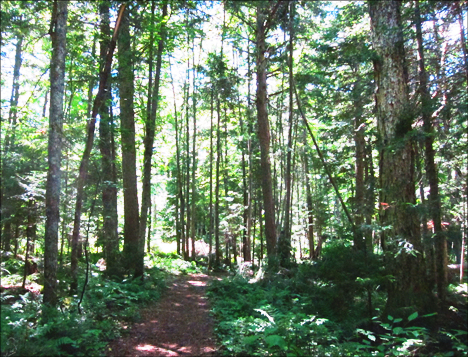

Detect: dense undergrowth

[207,242,468,357]
[0,251,200,356]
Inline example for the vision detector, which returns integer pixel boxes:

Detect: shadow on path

[106,273,219,357]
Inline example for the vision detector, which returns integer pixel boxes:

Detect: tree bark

[369,0,432,314]
[256,3,277,265]
[140,1,168,263]
[169,59,185,258]
[352,67,366,251]
[70,4,125,292]
[4,33,23,154]
[98,0,119,278]
[119,7,141,278]
[280,1,295,267]
[190,39,198,261]
[215,97,222,268]
[44,0,68,307]
[209,89,214,267]
[415,0,448,303]
[303,147,315,259]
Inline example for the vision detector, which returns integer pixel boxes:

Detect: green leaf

[265,334,286,348]
[392,327,404,335]
[387,315,393,321]
[408,312,418,321]
[243,335,260,345]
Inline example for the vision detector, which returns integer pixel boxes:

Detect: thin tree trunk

[59,148,69,266]
[1,31,24,252]
[98,0,119,278]
[169,59,185,258]
[280,1,295,267]
[364,141,375,252]
[352,66,366,251]
[22,200,35,289]
[190,39,198,261]
[256,3,277,264]
[44,0,68,307]
[70,4,125,292]
[140,2,168,265]
[415,0,448,303]
[4,33,23,154]
[303,148,315,259]
[239,110,251,261]
[185,48,191,260]
[209,89,214,267]
[215,97,222,268]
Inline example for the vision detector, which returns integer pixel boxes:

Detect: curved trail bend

[107,273,219,357]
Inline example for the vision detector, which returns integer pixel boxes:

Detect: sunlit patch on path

[106,273,218,357]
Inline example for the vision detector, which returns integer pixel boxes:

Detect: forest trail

[106,273,220,357]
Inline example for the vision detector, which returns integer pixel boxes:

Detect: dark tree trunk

[352,67,366,251]
[140,2,167,265]
[239,112,251,262]
[71,4,125,292]
[190,42,198,261]
[4,33,23,154]
[170,60,185,258]
[118,8,141,277]
[415,0,448,303]
[215,98,222,268]
[1,30,24,253]
[369,0,432,314]
[364,141,375,252]
[303,148,315,259]
[44,0,68,307]
[98,0,119,278]
[209,89,214,267]
[280,1,295,268]
[256,3,277,265]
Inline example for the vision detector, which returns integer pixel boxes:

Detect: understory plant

[0,253,175,356]
[207,242,468,356]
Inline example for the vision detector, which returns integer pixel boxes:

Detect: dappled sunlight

[136,344,157,352]
[107,273,216,356]
[188,280,207,287]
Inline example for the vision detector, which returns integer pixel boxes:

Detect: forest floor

[106,273,221,357]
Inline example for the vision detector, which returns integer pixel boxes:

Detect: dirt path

[106,273,219,357]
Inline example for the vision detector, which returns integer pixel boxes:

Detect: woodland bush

[207,242,467,356]
[0,254,172,356]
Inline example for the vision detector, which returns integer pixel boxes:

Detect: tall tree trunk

[185,51,191,260]
[215,98,222,268]
[119,7,141,277]
[369,0,432,314]
[98,0,119,278]
[454,2,468,84]
[1,31,23,251]
[190,40,198,261]
[169,60,185,258]
[4,33,23,154]
[239,110,251,262]
[415,0,448,303]
[364,141,375,252]
[280,1,295,267]
[209,89,214,267]
[70,4,125,292]
[352,67,366,251]
[256,3,277,265]
[303,147,315,259]
[140,1,168,265]
[44,0,68,307]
